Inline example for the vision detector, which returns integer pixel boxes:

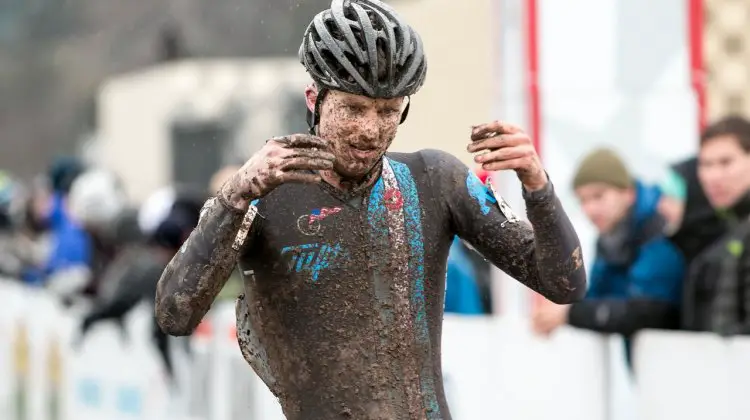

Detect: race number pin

[233,204,259,251]
[486,179,520,226]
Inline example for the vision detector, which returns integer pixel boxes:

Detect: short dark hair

[700,115,750,152]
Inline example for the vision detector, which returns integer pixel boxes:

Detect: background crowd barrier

[0,279,746,420]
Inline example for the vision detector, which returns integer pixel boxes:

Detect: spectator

[23,157,90,286]
[659,157,725,263]
[0,171,30,278]
[15,176,56,274]
[682,116,750,335]
[60,168,129,300]
[444,167,495,315]
[49,156,86,195]
[445,237,485,315]
[78,186,205,380]
[532,149,684,356]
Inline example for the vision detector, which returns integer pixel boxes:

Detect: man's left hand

[468,121,547,191]
[531,301,570,336]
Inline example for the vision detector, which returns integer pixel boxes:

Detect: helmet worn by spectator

[138,186,177,237]
[67,169,128,231]
[139,186,206,252]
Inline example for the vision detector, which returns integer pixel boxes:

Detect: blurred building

[93,59,309,202]
[704,0,750,119]
[0,0,330,179]
[391,0,494,166]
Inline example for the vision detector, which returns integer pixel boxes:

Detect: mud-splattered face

[306,87,404,179]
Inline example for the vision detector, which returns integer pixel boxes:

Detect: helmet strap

[399,97,411,124]
[306,87,329,135]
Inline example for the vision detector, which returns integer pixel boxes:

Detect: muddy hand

[467,121,548,191]
[221,134,335,210]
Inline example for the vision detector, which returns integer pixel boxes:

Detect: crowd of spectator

[528,115,750,365]
[0,157,243,383]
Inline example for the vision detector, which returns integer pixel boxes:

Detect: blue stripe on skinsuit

[368,172,409,408]
[389,159,440,418]
[367,177,391,317]
[367,177,388,254]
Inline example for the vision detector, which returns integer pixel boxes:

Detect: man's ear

[304,84,318,112]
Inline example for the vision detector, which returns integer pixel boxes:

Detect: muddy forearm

[523,181,587,304]
[155,196,246,336]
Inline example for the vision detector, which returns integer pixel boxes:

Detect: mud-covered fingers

[470,121,524,141]
[282,134,331,150]
[266,135,326,150]
[280,157,335,171]
[276,170,323,184]
[282,147,336,162]
[467,133,526,153]
[474,147,530,163]
[479,156,537,172]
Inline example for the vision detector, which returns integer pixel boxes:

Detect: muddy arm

[513,182,587,303]
[155,196,247,336]
[422,149,586,304]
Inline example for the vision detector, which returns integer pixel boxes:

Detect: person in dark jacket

[658,157,725,264]
[532,149,685,343]
[682,116,750,335]
[78,187,205,379]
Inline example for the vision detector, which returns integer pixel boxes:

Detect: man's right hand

[220,134,335,211]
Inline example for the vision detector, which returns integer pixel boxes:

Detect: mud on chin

[336,157,378,179]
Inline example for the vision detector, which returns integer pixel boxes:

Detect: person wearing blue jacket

[445,236,486,315]
[22,157,90,285]
[532,149,685,344]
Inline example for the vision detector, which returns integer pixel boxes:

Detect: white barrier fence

[0,279,746,420]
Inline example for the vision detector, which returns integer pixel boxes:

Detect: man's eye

[379,108,400,116]
[719,157,735,167]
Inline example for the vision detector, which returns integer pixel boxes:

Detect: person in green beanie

[533,148,685,362]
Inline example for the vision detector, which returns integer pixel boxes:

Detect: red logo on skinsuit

[384,189,404,211]
[297,207,343,236]
[309,207,342,224]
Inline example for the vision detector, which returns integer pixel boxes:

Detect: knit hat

[572,148,632,190]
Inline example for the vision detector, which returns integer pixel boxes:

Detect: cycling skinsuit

[165,149,585,419]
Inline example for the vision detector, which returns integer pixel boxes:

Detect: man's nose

[359,121,379,140]
[704,168,725,184]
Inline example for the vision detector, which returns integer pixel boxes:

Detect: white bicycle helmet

[137,186,177,236]
[67,169,128,229]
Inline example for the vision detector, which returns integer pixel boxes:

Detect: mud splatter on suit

[158,149,586,419]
